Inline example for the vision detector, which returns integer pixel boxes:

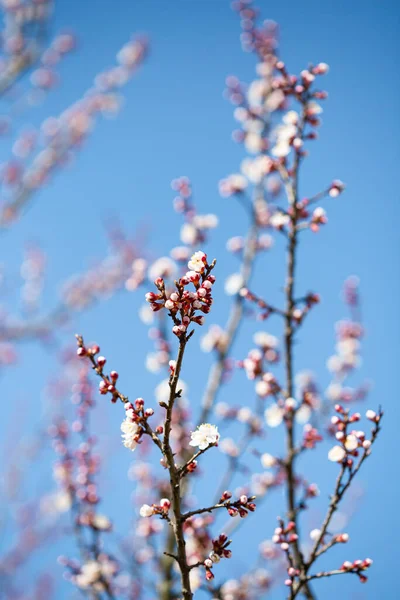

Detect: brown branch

[161,336,193,600]
[281,101,316,600]
[305,413,382,570]
[178,445,215,478]
[181,495,256,521]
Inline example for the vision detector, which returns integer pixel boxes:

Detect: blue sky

[1,1,399,598]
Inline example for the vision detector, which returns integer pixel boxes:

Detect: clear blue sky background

[1,1,399,598]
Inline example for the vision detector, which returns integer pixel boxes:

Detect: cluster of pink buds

[120,399,155,452]
[327,405,382,463]
[310,207,328,232]
[203,533,232,581]
[76,337,122,403]
[0,33,147,225]
[339,558,373,583]
[239,339,282,399]
[171,177,218,248]
[272,520,298,551]
[220,490,257,518]
[285,566,300,587]
[145,251,216,337]
[139,498,171,519]
[302,424,323,449]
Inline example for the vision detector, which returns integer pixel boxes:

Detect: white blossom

[75,561,102,589]
[121,418,140,451]
[189,423,220,450]
[148,257,177,281]
[244,132,263,154]
[309,528,321,541]
[193,213,218,230]
[241,156,273,184]
[261,453,276,469]
[139,504,154,518]
[188,251,207,273]
[265,404,284,428]
[145,353,162,373]
[328,445,346,462]
[344,434,359,451]
[91,514,112,530]
[200,325,228,353]
[155,378,187,404]
[253,331,278,348]
[271,121,297,157]
[326,383,342,401]
[220,438,240,457]
[40,490,72,516]
[295,404,312,424]
[270,212,290,229]
[219,173,248,197]
[139,304,154,325]
[180,223,197,245]
[225,273,244,296]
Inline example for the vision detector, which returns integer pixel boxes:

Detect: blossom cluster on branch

[0,1,384,599]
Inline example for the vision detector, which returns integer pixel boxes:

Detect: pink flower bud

[221,490,232,500]
[363,558,373,566]
[99,381,108,394]
[350,412,361,422]
[159,498,171,511]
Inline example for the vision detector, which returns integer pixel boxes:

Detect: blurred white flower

[265,404,284,427]
[328,445,346,462]
[225,273,244,296]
